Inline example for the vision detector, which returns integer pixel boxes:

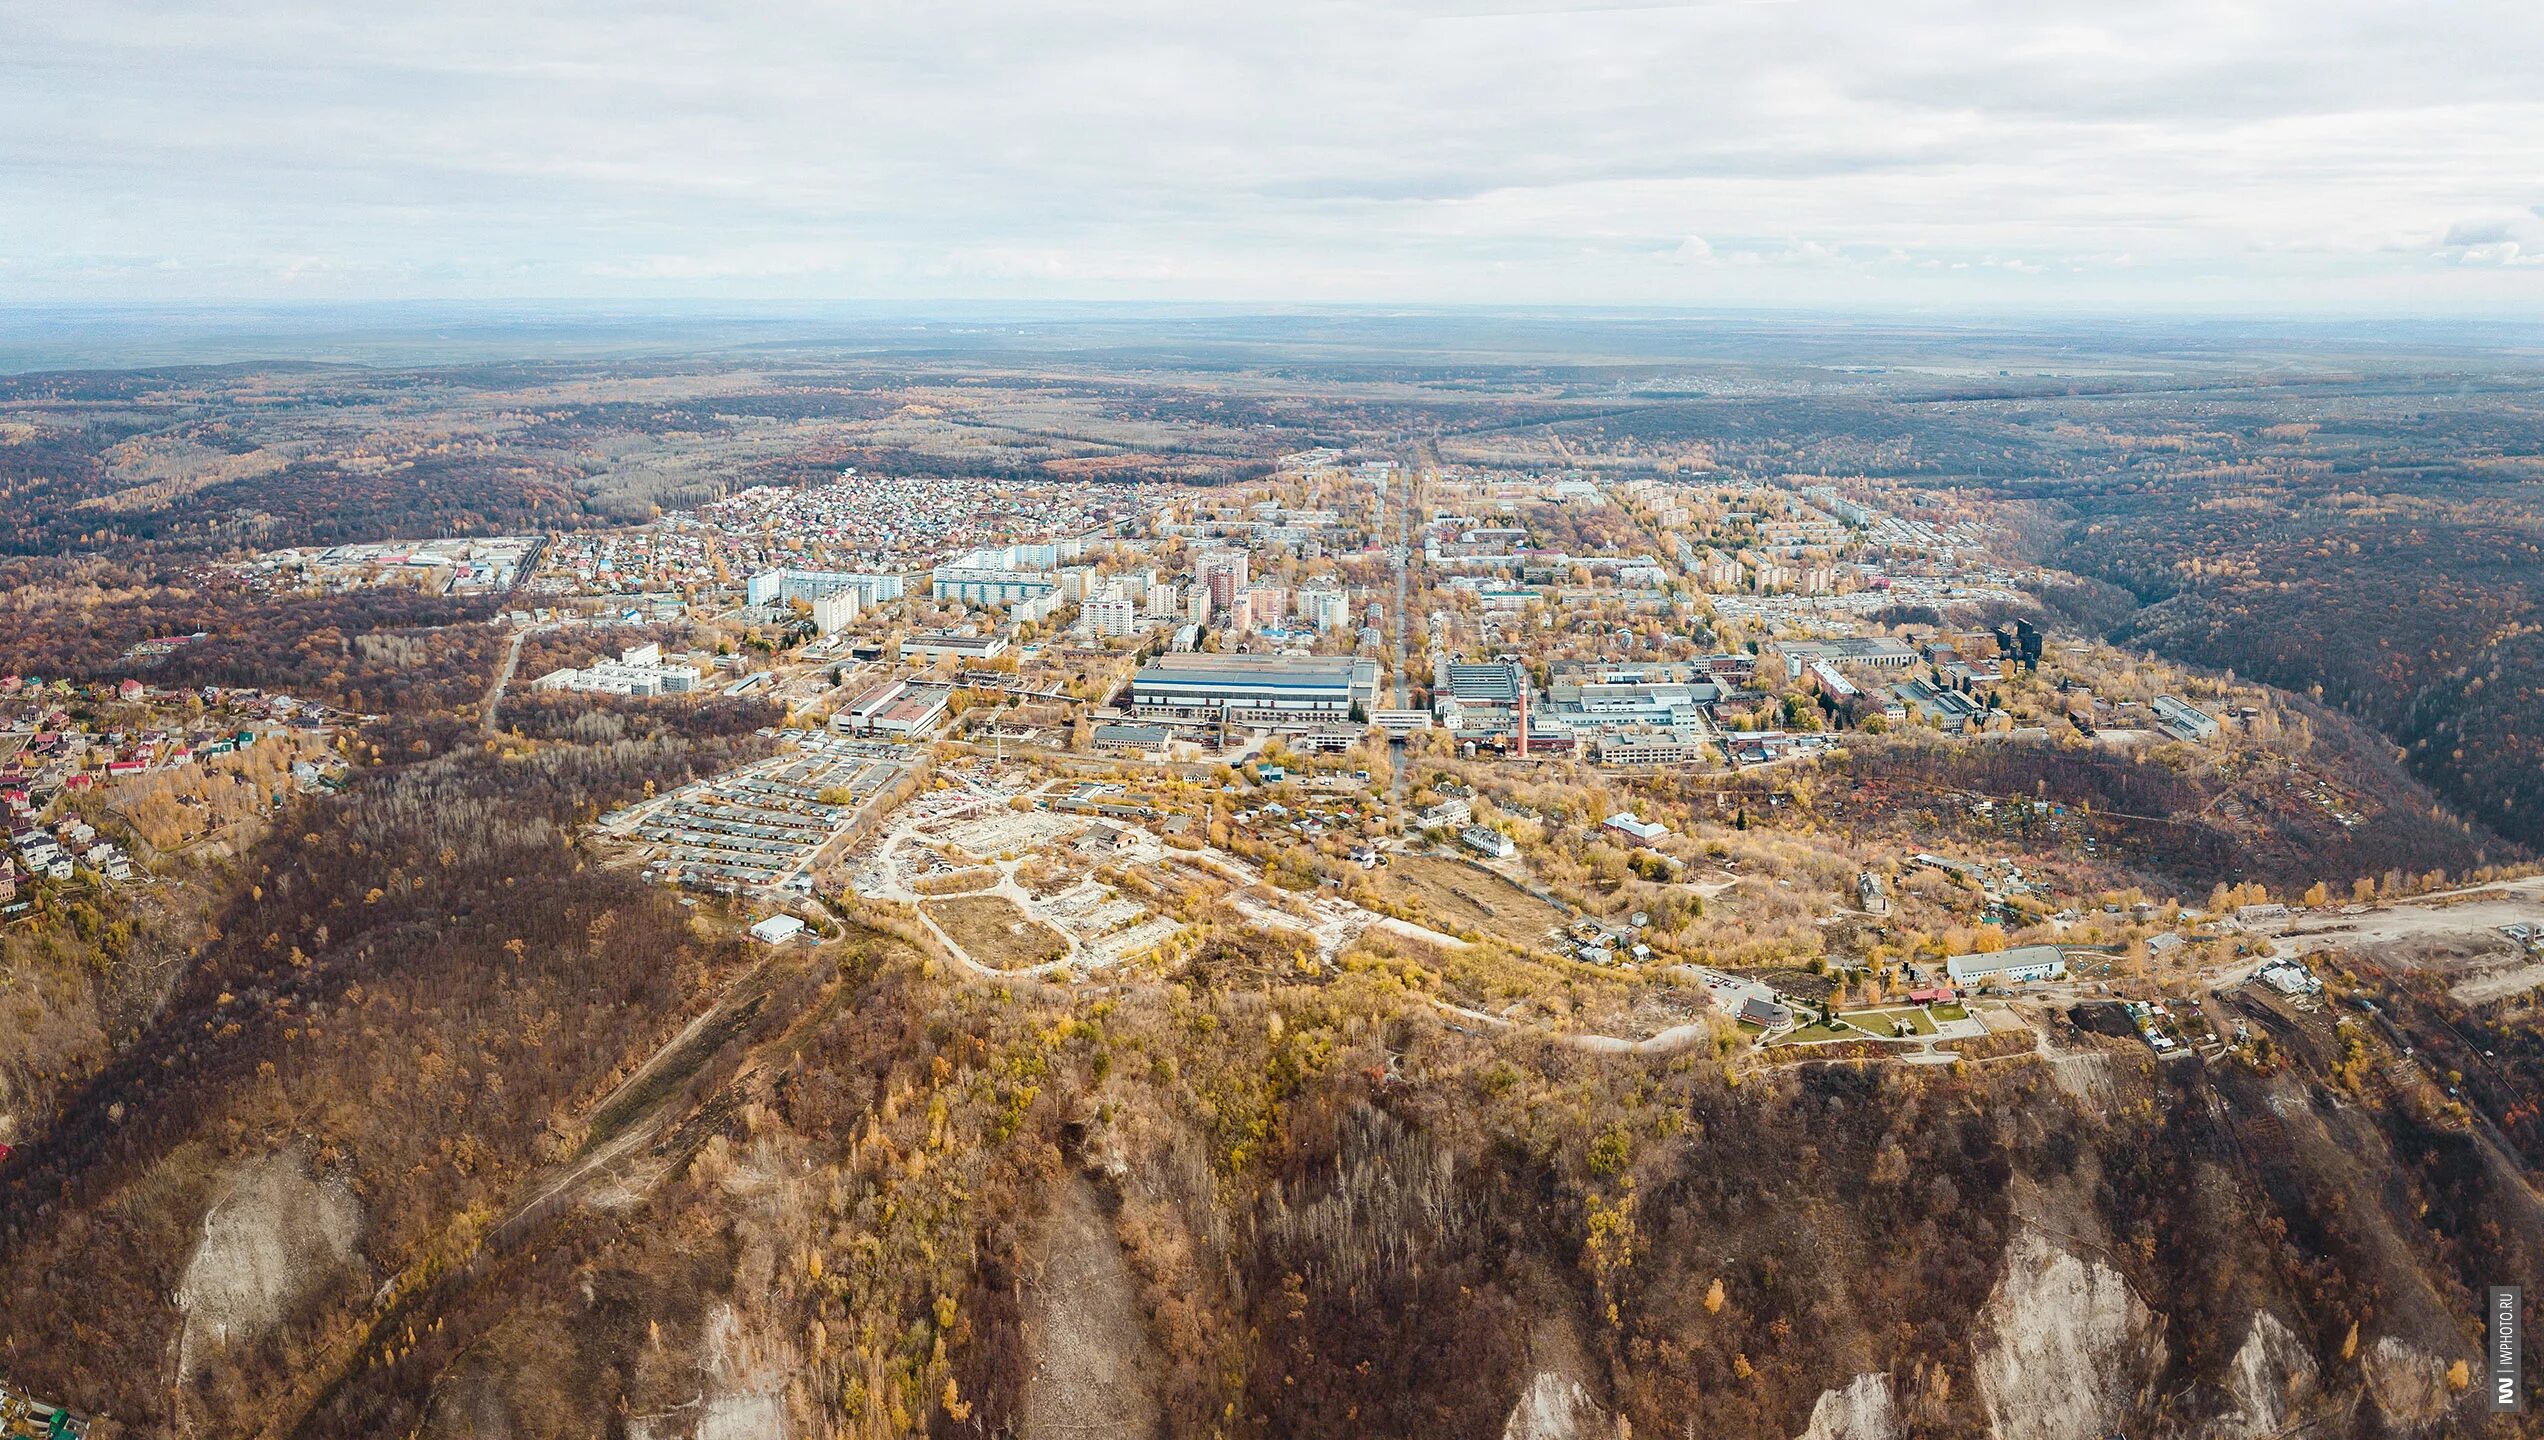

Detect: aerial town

[7,0,2543,1424]
[5,327,2543,1439]
[101,447,2522,1075]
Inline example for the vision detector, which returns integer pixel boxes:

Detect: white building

[530,641,701,697]
[750,914,807,944]
[1604,812,1670,843]
[1083,589,1141,638]
[1945,945,2067,985]
[811,588,861,634]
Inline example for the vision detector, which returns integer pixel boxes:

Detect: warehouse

[831,680,950,739]
[1129,652,1379,725]
[1945,945,2067,985]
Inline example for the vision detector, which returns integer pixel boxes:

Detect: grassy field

[1840,1008,1938,1037]
[922,895,1070,970]
[1786,1008,1939,1044]
[1383,854,1571,951]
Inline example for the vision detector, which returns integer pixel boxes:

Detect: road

[480,623,535,734]
[1386,442,1428,805]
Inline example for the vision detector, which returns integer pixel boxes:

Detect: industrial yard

[595,731,920,893]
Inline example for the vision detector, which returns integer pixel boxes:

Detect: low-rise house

[749,914,807,944]
[1603,812,1669,843]
[1737,994,1792,1028]
[1415,798,1472,830]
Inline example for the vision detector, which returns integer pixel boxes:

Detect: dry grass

[1382,855,1570,952]
[924,894,1071,970]
[913,866,1001,896]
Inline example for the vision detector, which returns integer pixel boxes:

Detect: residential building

[1082,589,1141,638]
[1197,549,1250,613]
[932,546,1061,606]
[810,588,861,634]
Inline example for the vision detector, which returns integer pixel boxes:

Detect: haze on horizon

[4,0,2541,316]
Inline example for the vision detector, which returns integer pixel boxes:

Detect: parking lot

[600,730,919,893]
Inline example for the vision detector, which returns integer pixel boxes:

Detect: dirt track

[1017,1177,1165,1440]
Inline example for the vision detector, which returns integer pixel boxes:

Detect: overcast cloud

[2,0,2540,311]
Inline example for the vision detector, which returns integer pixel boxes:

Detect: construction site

[0,1381,86,1440]
[849,769,1190,976]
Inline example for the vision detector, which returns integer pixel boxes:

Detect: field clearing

[1838,1007,1938,1037]
[922,895,1070,970]
[1383,854,1570,951]
[1413,930,1683,1035]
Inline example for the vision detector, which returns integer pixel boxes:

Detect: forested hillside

[2051,479,2544,850]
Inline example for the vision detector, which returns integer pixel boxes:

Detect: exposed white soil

[1794,1372,1898,1440]
[1972,1227,2164,1440]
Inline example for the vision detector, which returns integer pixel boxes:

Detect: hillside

[4,860,2537,1438]
[0,649,2536,1437]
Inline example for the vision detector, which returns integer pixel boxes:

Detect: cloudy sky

[4,0,2541,312]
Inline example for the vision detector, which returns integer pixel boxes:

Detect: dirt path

[1017,1176,1165,1440]
[1434,1000,1714,1057]
[491,958,779,1245]
[479,624,532,734]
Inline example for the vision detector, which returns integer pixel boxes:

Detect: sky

[3,0,2542,314]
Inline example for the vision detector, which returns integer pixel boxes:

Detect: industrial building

[1774,637,1920,671]
[750,914,807,944]
[1543,678,1716,730]
[1129,652,1379,726]
[1893,678,1989,732]
[2151,695,2221,742]
[1433,659,1532,743]
[1588,726,1715,765]
[899,631,1009,663]
[832,680,950,739]
[530,641,701,697]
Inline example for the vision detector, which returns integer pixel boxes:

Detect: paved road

[1387,443,1427,805]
